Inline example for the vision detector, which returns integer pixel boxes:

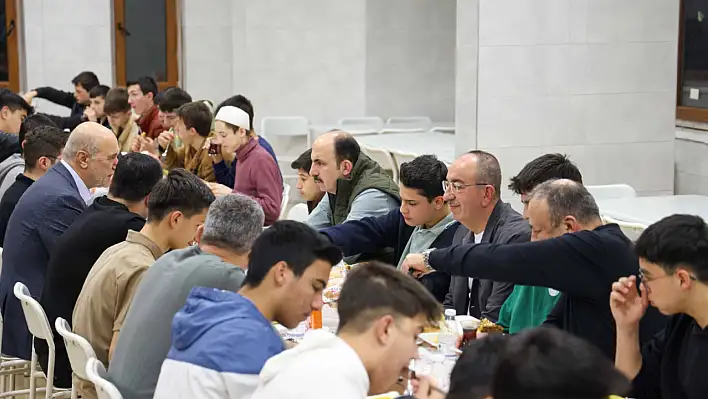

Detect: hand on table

[412,376,445,399]
[609,275,648,329]
[206,182,232,197]
[401,253,432,278]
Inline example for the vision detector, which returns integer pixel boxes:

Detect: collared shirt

[61,160,91,204]
[397,212,456,269]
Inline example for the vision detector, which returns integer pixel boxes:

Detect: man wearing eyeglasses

[437,150,530,322]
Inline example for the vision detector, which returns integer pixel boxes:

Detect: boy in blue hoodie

[154,220,342,399]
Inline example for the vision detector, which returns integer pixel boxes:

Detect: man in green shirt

[497,153,583,333]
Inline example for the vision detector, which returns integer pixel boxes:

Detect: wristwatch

[422,248,436,271]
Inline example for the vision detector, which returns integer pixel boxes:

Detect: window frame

[0,0,19,92]
[113,0,179,91]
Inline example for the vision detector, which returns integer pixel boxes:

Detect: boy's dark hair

[89,85,110,99]
[332,131,360,166]
[108,153,164,203]
[243,220,342,287]
[291,149,313,173]
[127,76,159,99]
[399,155,447,201]
[19,114,58,151]
[157,87,193,113]
[0,88,34,115]
[447,334,509,399]
[635,214,708,283]
[147,168,215,222]
[177,102,212,137]
[71,71,100,91]
[338,262,443,333]
[215,94,254,133]
[103,88,131,115]
[509,153,583,195]
[492,327,630,399]
[23,125,66,170]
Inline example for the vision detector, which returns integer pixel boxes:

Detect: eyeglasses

[442,180,489,194]
[638,268,698,292]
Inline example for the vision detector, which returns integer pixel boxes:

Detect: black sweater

[632,314,708,399]
[37,196,145,388]
[35,87,85,131]
[428,223,667,359]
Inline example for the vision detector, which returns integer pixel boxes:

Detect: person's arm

[320,209,400,257]
[111,264,150,361]
[37,196,84,253]
[442,280,456,309]
[213,160,234,188]
[307,196,332,229]
[428,231,610,299]
[198,154,216,183]
[0,133,20,162]
[345,189,399,222]
[34,87,77,109]
[163,143,185,170]
[0,165,22,198]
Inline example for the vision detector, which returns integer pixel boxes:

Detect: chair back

[261,116,311,140]
[391,150,418,170]
[361,146,399,183]
[382,116,432,133]
[286,203,309,223]
[86,358,123,399]
[337,117,384,135]
[279,184,291,220]
[586,184,637,201]
[55,317,96,381]
[13,282,54,345]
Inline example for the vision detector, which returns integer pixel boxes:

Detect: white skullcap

[214,106,250,130]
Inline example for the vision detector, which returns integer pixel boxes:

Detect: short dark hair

[399,155,447,201]
[108,153,164,203]
[635,214,708,283]
[509,153,583,195]
[157,87,193,113]
[71,71,100,91]
[447,334,509,399]
[19,113,58,150]
[177,102,212,137]
[0,88,34,115]
[338,261,443,333]
[243,221,342,287]
[89,85,110,99]
[103,88,131,114]
[492,327,630,399]
[215,95,254,133]
[530,179,600,227]
[147,168,216,222]
[333,132,360,165]
[23,125,66,169]
[127,76,158,99]
[467,150,501,198]
[291,149,313,173]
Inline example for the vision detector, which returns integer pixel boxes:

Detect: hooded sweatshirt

[252,329,370,399]
[0,153,24,200]
[153,287,285,399]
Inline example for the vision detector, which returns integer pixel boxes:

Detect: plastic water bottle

[438,309,458,356]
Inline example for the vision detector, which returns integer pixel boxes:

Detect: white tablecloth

[596,195,708,226]
[355,132,456,164]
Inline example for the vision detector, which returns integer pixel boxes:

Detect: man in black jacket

[404,179,667,359]
[321,155,458,302]
[37,152,163,389]
[23,71,99,131]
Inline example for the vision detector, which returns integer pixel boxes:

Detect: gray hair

[467,150,502,198]
[530,179,601,227]
[201,194,265,254]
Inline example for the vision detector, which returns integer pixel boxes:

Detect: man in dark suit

[0,121,119,360]
[436,151,530,322]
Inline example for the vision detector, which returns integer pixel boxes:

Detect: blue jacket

[154,287,285,399]
[321,209,460,302]
[0,162,86,359]
[213,136,280,188]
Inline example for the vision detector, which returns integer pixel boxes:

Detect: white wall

[22,0,113,116]
[457,0,679,199]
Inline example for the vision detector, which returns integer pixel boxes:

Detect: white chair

[337,117,384,135]
[85,358,121,399]
[586,184,637,201]
[391,150,419,171]
[279,184,291,220]
[55,318,96,399]
[286,203,309,223]
[602,215,647,242]
[0,311,31,397]
[13,282,70,399]
[361,146,399,183]
[261,117,311,183]
[381,116,432,133]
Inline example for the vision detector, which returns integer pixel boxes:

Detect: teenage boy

[84,85,111,128]
[153,220,343,399]
[290,148,324,213]
[127,76,164,138]
[0,89,35,198]
[104,88,141,153]
[321,155,458,302]
[23,71,99,131]
[72,169,215,399]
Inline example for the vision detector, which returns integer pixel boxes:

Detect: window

[113,0,178,90]
[677,0,708,122]
[0,0,19,92]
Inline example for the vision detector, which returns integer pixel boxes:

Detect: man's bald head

[63,122,120,188]
[63,122,117,159]
[458,150,502,199]
[314,130,360,165]
[529,179,601,228]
